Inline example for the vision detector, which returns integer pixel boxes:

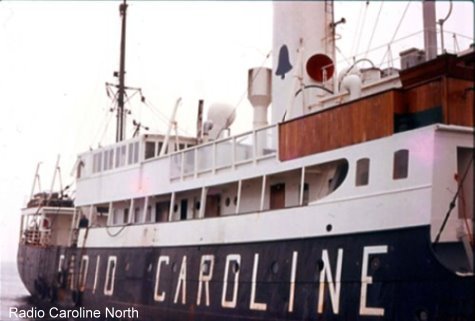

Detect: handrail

[170,124,277,181]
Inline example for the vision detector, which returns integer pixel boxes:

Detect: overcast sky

[0,1,473,263]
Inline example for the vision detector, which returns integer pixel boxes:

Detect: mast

[117,0,128,142]
[422,0,438,61]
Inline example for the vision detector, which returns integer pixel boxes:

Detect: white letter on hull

[197,255,215,306]
[174,256,187,304]
[154,256,169,302]
[288,251,298,313]
[317,249,343,314]
[221,254,241,309]
[250,254,267,311]
[359,245,388,316]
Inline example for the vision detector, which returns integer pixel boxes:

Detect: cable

[350,2,365,57]
[354,1,370,59]
[434,156,474,245]
[364,1,384,59]
[215,50,272,138]
[378,1,411,67]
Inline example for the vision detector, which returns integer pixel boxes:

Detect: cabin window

[158,142,164,156]
[145,142,156,159]
[115,147,121,168]
[112,208,119,225]
[123,208,129,224]
[93,152,102,173]
[128,143,134,165]
[108,149,114,169]
[103,151,108,170]
[298,183,309,205]
[180,199,188,220]
[104,256,117,296]
[133,207,140,223]
[145,205,152,222]
[120,145,126,166]
[393,149,409,179]
[76,161,84,179]
[356,158,370,186]
[134,142,139,163]
[155,201,170,222]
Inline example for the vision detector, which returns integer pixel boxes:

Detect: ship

[17,1,474,320]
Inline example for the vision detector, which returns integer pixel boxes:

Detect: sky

[0,1,473,263]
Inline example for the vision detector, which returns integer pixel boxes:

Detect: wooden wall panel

[279,91,399,161]
[446,78,474,127]
[404,81,443,113]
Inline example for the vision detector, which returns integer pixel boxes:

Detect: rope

[105,224,128,237]
[434,156,474,244]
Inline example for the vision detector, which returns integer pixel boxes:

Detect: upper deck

[75,52,474,207]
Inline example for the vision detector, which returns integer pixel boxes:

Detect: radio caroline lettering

[9,307,139,319]
[151,245,388,316]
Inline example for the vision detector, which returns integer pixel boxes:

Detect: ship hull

[17,224,474,321]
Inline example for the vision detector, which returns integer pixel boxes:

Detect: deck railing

[170,124,277,181]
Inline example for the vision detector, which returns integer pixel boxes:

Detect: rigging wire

[364,1,384,59]
[353,1,370,59]
[215,50,272,138]
[350,2,365,58]
[434,156,474,245]
[378,1,411,68]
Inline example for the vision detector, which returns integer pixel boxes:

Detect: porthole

[233,196,238,206]
[326,224,333,232]
[271,261,279,274]
[225,197,231,207]
[173,204,178,213]
[195,201,201,210]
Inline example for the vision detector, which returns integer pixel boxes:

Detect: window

[103,150,109,170]
[115,147,121,168]
[128,143,134,165]
[134,142,139,163]
[145,205,152,222]
[120,145,126,166]
[393,149,409,179]
[356,158,370,186]
[133,207,140,223]
[145,142,156,159]
[108,149,114,169]
[123,208,129,224]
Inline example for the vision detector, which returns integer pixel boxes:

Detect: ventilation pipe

[248,67,272,129]
[341,74,362,101]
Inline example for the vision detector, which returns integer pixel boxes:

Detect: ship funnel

[272,2,336,123]
[248,67,272,129]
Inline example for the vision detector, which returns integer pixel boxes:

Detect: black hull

[17,225,474,321]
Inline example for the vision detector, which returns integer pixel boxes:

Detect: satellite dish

[306,53,334,82]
